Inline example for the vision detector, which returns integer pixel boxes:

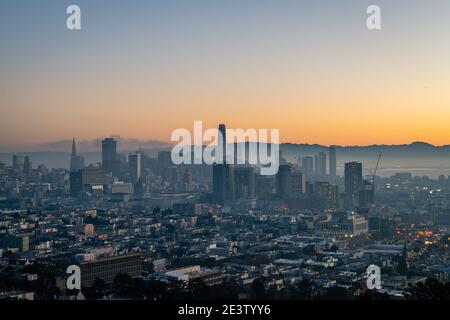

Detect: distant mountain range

[0,137,172,153]
[280,141,450,178]
[1,140,450,178]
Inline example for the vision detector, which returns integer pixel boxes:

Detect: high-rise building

[157,151,173,176]
[315,181,339,209]
[329,145,337,181]
[164,166,179,185]
[255,175,275,200]
[136,149,147,174]
[359,180,375,208]
[12,155,23,175]
[183,169,193,192]
[70,169,108,197]
[218,124,227,164]
[70,138,78,171]
[70,138,85,172]
[23,156,32,178]
[290,172,305,195]
[235,167,255,199]
[102,138,117,174]
[276,165,292,199]
[314,152,327,177]
[128,153,142,185]
[301,157,314,177]
[213,164,235,205]
[344,162,363,210]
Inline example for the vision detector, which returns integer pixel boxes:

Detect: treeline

[2,264,450,300]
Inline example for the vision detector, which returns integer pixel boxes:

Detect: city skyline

[3,1,450,147]
[4,135,450,154]
[3,0,450,306]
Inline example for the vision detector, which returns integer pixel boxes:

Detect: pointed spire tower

[70,138,83,172]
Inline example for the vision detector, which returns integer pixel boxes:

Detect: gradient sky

[2,0,450,149]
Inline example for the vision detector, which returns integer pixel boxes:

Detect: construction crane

[369,152,382,184]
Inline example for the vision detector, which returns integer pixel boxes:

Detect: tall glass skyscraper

[344,162,363,210]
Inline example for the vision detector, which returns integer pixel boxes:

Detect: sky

[2,0,450,149]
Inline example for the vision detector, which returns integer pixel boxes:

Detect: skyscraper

[23,156,32,178]
[276,164,292,199]
[235,166,255,199]
[183,169,193,192]
[314,152,327,177]
[359,179,375,208]
[315,181,339,209]
[102,138,118,175]
[70,138,85,172]
[12,155,23,175]
[157,151,173,176]
[301,156,314,177]
[329,145,337,181]
[291,172,305,195]
[218,124,227,164]
[128,153,142,185]
[344,162,363,210]
[213,164,235,205]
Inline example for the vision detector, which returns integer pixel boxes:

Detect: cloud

[4,137,173,153]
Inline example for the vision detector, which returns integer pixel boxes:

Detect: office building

[218,124,227,164]
[102,138,118,176]
[12,155,23,175]
[276,165,292,199]
[164,265,222,287]
[23,156,32,178]
[301,156,314,177]
[157,151,173,176]
[314,152,327,177]
[0,235,29,252]
[235,166,255,199]
[128,153,141,185]
[213,164,235,205]
[359,179,375,208]
[344,162,363,210]
[290,172,305,195]
[315,182,339,209]
[70,169,108,197]
[316,211,368,238]
[183,169,193,192]
[329,145,337,181]
[79,253,142,288]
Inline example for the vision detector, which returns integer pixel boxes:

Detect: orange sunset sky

[2,1,450,148]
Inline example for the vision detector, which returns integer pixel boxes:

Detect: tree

[33,270,59,299]
[294,279,316,300]
[112,273,133,296]
[405,278,450,300]
[251,277,267,300]
[143,279,168,300]
[320,287,353,300]
[85,278,108,300]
